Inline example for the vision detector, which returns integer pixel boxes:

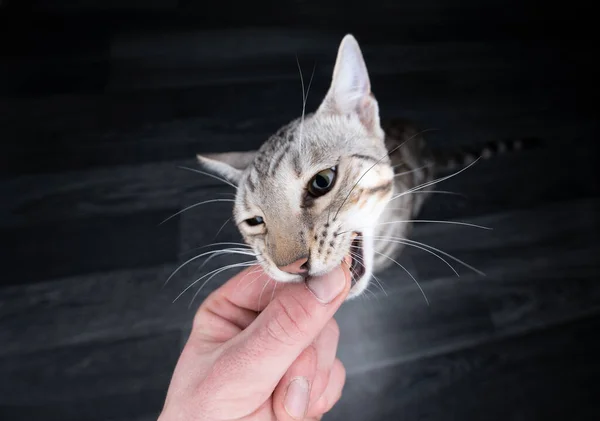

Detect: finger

[308,319,340,405]
[306,358,346,418]
[191,265,270,343]
[212,265,281,312]
[207,264,352,395]
[272,318,339,420]
[272,344,318,420]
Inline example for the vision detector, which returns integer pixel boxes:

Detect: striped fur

[196,34,538,299]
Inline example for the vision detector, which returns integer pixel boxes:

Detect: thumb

[219,263,352,392]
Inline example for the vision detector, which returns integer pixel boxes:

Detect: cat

[195,34,534,299]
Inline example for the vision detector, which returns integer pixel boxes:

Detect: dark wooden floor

[1,1,598,420]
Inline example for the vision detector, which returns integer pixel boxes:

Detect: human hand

[158,262,352,421]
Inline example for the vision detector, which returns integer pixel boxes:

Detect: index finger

[216,264,281,312]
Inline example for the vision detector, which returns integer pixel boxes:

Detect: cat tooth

[343,254,352,267]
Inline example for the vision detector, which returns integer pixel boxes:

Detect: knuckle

[263,295,314,346]
[192,291,219,330]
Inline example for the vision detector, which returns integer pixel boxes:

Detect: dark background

[1,1,599,420]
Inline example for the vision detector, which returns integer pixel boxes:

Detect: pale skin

[158,262,352,421]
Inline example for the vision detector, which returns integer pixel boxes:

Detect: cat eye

[245,216,264,226]
[308,167,337,197]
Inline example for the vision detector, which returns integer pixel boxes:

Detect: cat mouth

[349,232,365,285]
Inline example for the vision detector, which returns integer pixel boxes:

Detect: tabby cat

[196,34,524,299]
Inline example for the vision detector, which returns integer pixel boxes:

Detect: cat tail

[430,136,543,173]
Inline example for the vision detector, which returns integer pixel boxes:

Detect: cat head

[197,34,394,298]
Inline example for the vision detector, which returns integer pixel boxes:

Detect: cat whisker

[373,219,492,230]
[347,250,387,296]
[371,273,387,296]
[189,260,260,309]
[295,56,316,152]
[269,279,279,307]
[384,207,412,211]
[159,198,235,225]
[177,166,238,190]
[337,218,490,237]
[389,157,480,202]
[332,128,438,221]
[232,266,264,297]
[373,250,429,306]
[403,238,485,276]
[368,236,459,276]
[341,258,357,285]
[174,260,258,306]
[181,241,253,256]
[193,248,258,275]
[406,190,466,197]
[257,277,273,312]
[213,217,232,239]
[392,163,431,176]
[383,236,485,276]
[164,248,255,287]
[239,269,268,296]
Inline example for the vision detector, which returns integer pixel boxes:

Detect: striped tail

[431,137,543,173]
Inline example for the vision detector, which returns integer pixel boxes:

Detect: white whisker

[369,236,459,276]
[402,238,485,276]
[173,260,257,305]
[181,241,252,256]
[214,217,232,239]
[194,248,257,275]
[295,57,316,152]
[240,270,268,296]
[188,260,259,308]
[233,266,264,297]
[374,219,492,230]
[269,280,279,306]
[164,248,254,287]
[408,190,466,197]
[337,218,490,237]
[389,157,481,202]
[159,199,235,225]
[257,277,273,312]
[177,166,238,190]
[332,128,439,221]
[393,164,430,176]
[373,250,429,305]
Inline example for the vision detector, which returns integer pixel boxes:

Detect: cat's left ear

[317,34,384,138]
[196,151,257,186]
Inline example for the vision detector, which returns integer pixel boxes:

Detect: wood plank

[2,39,592,175]
[1,56,583,138]
[0,160,202,228]
[0,264,189,357]
[2,1,589,46]
[0,332,179,421]
[328,315,600,421]
[106,37,553,91]
[0,209,180,286]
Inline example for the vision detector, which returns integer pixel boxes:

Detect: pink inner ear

[355,94,381,135]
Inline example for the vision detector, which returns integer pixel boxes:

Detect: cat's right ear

[196,151,257,186]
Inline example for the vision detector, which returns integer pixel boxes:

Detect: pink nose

[279,257,309,275]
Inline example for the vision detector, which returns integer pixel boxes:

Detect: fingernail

[307,265,347,303]
[284,377,310,419]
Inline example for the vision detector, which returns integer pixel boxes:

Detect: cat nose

[279,257,309,275]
